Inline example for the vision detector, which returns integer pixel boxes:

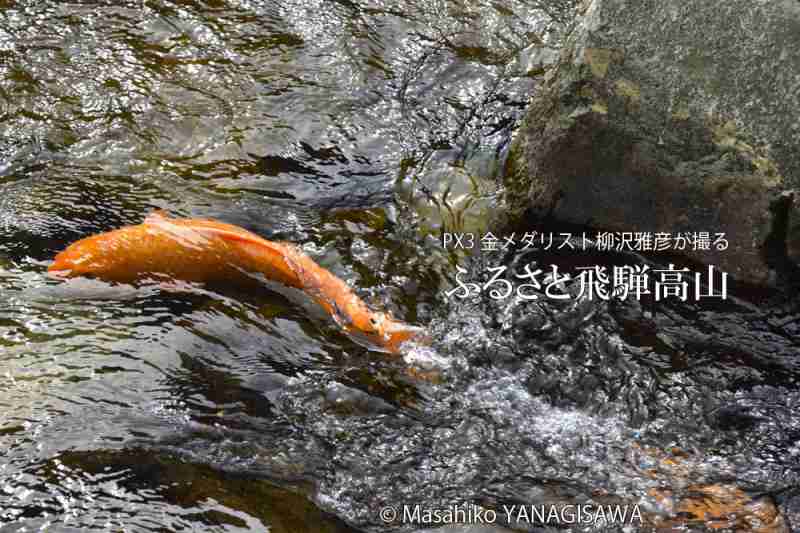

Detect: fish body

[49,212,423,353]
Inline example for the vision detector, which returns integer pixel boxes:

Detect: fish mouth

[382,323,428,352]
[345,322,427,354]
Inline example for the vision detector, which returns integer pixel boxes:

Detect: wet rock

[512,44,560,77]
[628,444,790,532]
[787,192,800,267]
[707,404,765,432]
[322,382,395,416]
[504,0,800,285]
[401,149,501,238]
[648,485,788,533]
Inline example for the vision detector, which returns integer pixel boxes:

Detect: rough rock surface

[504,0,800,285]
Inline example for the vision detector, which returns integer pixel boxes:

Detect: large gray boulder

[504,0,800,285]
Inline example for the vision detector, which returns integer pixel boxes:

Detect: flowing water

[1,1,800,532]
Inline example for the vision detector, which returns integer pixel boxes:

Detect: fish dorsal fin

[193,225,306,284]
[144,214,268,248]
[195,225,278,249]
[145,210,170,224]
[142,214,306,285]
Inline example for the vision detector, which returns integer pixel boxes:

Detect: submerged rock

[504,0,800,285]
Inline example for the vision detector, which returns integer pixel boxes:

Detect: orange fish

[49,212,424,353]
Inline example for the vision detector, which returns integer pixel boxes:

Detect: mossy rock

[504,0,800,285]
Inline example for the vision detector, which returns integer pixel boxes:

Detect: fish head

[366,312,427,354]
[48,234,118,279]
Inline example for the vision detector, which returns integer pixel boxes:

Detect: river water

[1,1,799,532]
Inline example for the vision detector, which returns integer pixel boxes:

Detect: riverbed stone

[504,0,800,285]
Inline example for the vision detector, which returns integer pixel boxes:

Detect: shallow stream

[1,1,799,531]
